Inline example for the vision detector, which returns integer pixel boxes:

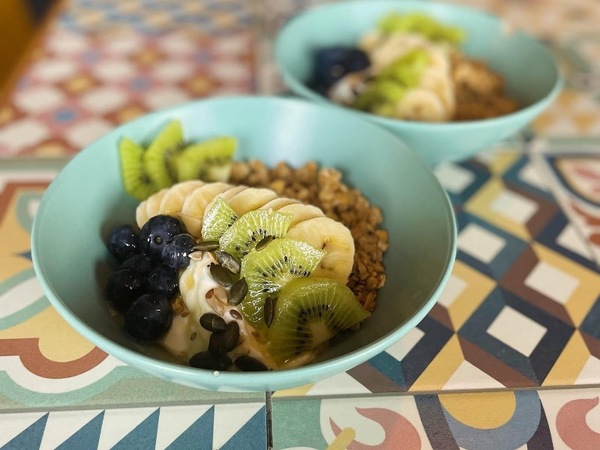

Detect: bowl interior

[275,1,562,165]
[32,96,456,391]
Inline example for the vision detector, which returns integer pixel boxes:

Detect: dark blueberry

[105,268,146,312]
[147,264,179,300]
[161,233,196,269]
[311,46,370,92]
[119,253,154,275]
[107,224,139,262]
[124,293,172,341]
[139,215,183,263]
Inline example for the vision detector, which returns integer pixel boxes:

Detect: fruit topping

[139,214,184,263]
[267,277,370,364]
[125,293,173,341]
[147,265,179,301]
[107,224,140,262]
[201,197,238,241]
[105,268,147,313]
[161,233,196,270]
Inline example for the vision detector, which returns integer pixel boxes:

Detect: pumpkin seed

[208,332,222,355]
[189,351,231,371]
[229,278,248,306]
[220,321,240,353]
[194,240,220,252]
[255,235,274,251]
[235,355,268,371]
[210,263,235,287]
[200,313,226,333]
[215,250,240,274]
[264,295,277,328]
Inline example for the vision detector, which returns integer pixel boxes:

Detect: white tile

[213,403,264,449]
[80,87,127,114]
[487,306,547,356]
[443,360,504,390]
[385,327,425,361]
[524,261,580,305]
[575,356,600,385]
[143,87,189,110]
[158,34,196,55]
[14,86,65,114]
[306,371,372,396]
[0,412,46,447]
[93,60,136,82]
[97,408,156,450]
[458,223,506,264]
[557,224,594,260]
[519,162,548,191]
[152,61,195,82]
[40,410,102,450]
[434,162,475,194]
[47,31,89,54]
[156,405,212,449]
[65,119,114,148]
[31,59,78,82]
[490,190,538,224]
[0,119,49,151]
[210,61,249,82]
[104,34,144,55]
[437,274,467,308]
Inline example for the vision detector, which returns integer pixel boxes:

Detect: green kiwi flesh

[202,197,238,241]
[239,238,325,326]
[219,209,293,261]
[119,137,158,200]
[267,277,370,364]
[143,120,184,189]
[175,137,237,182]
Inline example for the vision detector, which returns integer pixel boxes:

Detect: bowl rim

[274,0,564,130]
[31,95,458,390]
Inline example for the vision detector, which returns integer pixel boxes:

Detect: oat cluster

[229,160,389,312]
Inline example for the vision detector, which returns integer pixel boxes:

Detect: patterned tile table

[1,0,599,449]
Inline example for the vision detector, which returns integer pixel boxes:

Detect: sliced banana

[285,216,355,282]
[180,182,232,237]
[277,203,325,227]
[225,187,279,217]
[259,197,300,211]
[159,180,205,216]
[136,188,168,229]
[395,88,449,122]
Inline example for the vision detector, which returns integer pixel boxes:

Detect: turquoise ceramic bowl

[275,0,563,166]
[31,96,456,392]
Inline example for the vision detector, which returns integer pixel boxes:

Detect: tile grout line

[266,391,274,450]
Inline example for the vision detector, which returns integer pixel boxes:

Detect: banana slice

[395,88,448,122]
[136,188,169,229]
[259,197,300,211]
[158,180,205,216]
[285,216,355,282]
[226,187,279,217]
[180,182,232,237]
[277,203,325,227]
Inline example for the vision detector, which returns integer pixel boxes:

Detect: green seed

[215,250,241,274]
[195,240,220,251]
[199,313,226,333]
[210,263,235,287]
[255,235,274,251]
[264,295,277,328]
[229,278,248,306]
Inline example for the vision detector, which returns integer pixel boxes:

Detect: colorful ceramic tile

[0,402,267,449]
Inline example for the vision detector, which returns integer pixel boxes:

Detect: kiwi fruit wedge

[267,277,370,364]
[219,209,293,261]
[202,197,238,241]
[175,137,237,182]
[119,137,158,200]
[143,120,184,189]
[239,238,325,326]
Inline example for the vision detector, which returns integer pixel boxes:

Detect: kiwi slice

[239,238,325,326]
[119,137,158,200]
[175,137,237,182]
[267,277,370,364]
[143,120,184,189]
[202,197,238,241]
[219,209,293,261]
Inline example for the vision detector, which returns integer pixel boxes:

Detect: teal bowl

[31,96,456,392]
[275,0,563,166]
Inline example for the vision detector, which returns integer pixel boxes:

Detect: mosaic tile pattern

[271,387,600,449]
[0,402,267,450]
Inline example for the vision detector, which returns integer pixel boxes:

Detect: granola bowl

[31,96,456,392]
[275,0,563,165]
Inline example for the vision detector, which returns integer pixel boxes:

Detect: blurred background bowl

[275,0,563,166]
[32,96,456,392]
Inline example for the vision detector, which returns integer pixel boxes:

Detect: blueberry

[147,264,179,300]
[107,224,139,262]
[119,253,154,275]
[311,46,370,91]
[124,293,172,341]
[139,215,183,263]
[105,268,146,312]
[162,233,196,269]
